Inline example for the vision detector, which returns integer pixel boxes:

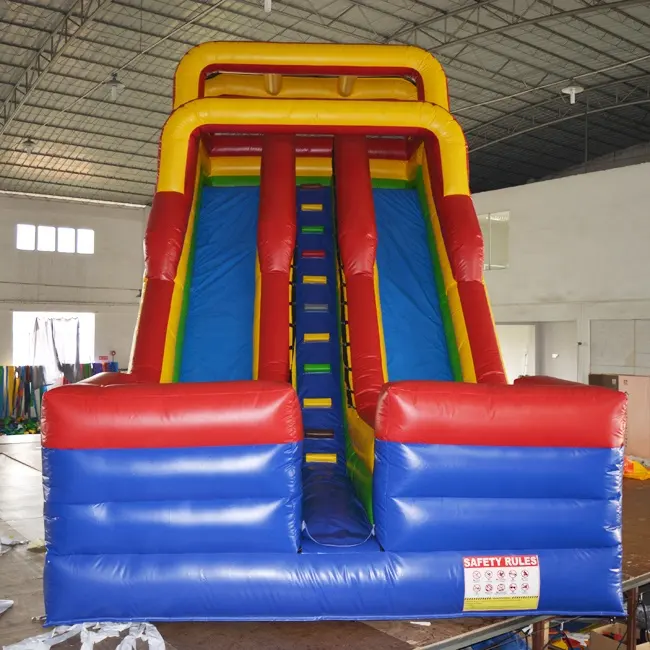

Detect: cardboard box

[589,374,619,390]
[589,623,650,650]
[619,375,650,461]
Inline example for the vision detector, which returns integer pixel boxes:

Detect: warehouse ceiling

[1,0,650,204]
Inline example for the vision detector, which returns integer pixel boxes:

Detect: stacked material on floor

[1,366,46,434]
[1,362,119,435]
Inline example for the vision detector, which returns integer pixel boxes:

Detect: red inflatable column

[130,133,198,382]
[424,138,506,385]
[257,134,296,383]
[334,135,385,424]
[130,191,192,382]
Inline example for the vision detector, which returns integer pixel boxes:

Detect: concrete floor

[0,434,495,650]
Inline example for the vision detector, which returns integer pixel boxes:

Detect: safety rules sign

[462,555,540,612]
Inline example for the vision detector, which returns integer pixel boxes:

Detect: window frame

[14,224,95,255]
[479,211,510,271]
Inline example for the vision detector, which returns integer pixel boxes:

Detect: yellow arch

[158,98,468,197]
[173,42,449,110]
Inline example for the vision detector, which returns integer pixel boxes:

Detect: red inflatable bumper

[375,379,626,448]
[42,379,303,450]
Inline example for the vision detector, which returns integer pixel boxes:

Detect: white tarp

[2,621,165,650]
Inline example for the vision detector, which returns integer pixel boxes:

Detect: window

[16,224,36,250]
[37,225,56,251]
[479,211,510,270]
[15,224,95,255]
[76,228,95,254]
[57,227,76,253]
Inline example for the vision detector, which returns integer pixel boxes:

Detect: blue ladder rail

[295,185,344,459]
[294,184,376,550]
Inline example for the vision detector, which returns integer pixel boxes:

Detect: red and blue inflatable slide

[41,42,627,624]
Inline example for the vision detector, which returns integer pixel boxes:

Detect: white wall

[495,324,536,383]
[536,321,578,381]
[475,161,650,383]
[590,319,650,376]
[0,192,148,367]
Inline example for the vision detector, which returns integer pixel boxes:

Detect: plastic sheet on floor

[624,457,650,480]
[0,600,13,617]
[0,536,27,555]
[2,621,165,650]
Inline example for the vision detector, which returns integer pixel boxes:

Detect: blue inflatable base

[44,545,623,624]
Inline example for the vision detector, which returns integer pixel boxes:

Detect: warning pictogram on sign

[462,555,540,612]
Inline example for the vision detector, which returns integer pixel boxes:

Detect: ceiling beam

[387,0,502,41]
[0,146,154,176]
[415,0,649,50]
[412,0,650,112]
[0,173,152,201]
[465,72,650,135]
[0,0,113,136]
[481,0,650,94]
[0,158,153,186]
[3,0,570,132]
[470,97,650,151]
[2,128,156,161]
[8,114,160,148]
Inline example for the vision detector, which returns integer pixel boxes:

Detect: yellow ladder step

[303,275,327,285]
[305,453,337,463]
[303,397,332,409]
[304,333,330,343]
[301,203,323,212]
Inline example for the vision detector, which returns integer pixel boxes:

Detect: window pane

[477,213,490,270]
[16,224,36,250]
[76,228,94,254]
[489,212,510,269]
[37,225,56,252]
[57,227,76,253]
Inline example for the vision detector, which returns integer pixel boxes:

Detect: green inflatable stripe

[415,168,463,382]
[371,178,414,189]
[301,225,324,234]
[207,175,414,189]
[330,180,374,522]
[345,438,374,523]
[205,175,260,187]
[297,175,332,186]
[172,175,207,382]
[304,363,331,374]
[207,175,335,187]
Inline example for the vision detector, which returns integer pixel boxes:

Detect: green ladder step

[301,225,324,234]
[304,363,331,374]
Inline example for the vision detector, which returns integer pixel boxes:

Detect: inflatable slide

[42,43,627,623]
